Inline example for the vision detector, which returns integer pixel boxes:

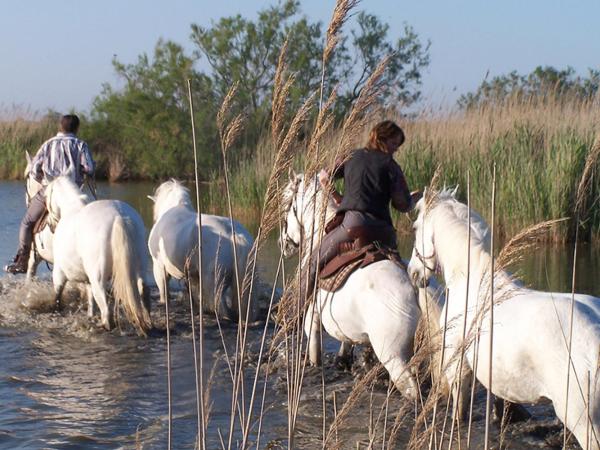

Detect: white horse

[46,176,152,334]
[23,152,54,280]
[407,188,600,448]
[279,173,422,399]
[147,179,256,322]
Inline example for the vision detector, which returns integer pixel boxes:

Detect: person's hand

[410,190,423,204]
[318,169,330,188]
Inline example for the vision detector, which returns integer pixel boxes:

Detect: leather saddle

[318,216,405,292]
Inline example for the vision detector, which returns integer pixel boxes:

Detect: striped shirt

[30,132,95,186]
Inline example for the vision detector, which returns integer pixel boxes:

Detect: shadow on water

[0,181,597,448]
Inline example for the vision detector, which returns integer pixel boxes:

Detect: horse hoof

[494,400,531,424]
[334,355,353,371]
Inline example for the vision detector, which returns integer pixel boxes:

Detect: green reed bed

[0,118,56,179]
[400,99,598,240]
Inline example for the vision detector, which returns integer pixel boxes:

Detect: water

[0,181,597,449]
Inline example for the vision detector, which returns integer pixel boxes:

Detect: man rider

[4,114,95,274]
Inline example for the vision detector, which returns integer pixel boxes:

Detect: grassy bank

[0,116,57,179]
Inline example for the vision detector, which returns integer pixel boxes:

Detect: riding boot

[4,248,29,274]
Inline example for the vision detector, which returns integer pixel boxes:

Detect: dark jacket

[333,148,412,225]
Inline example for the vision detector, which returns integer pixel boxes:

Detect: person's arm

[318,168,343,206]
[390,161,417,213]
[30,143,48,182]
[79,142,95,176]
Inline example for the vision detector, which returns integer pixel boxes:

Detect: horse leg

[152,259,170,305]
[26,248,40,281]
[552,384,599,450]
[444,356,472,424]
[335,342,354,371]
[370,335,418,401]
[52,268,66,311]
[89,278,111,330]
[86,284,95,318]
[304,301,322,366]
[493,397,531,424]
[138,277,151,313]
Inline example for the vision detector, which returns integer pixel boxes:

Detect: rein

[413,245,438,273]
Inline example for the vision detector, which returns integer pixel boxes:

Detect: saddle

[318,218,405,292]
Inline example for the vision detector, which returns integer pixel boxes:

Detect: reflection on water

[0,181,597,448]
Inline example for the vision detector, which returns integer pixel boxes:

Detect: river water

[0,180,597,449]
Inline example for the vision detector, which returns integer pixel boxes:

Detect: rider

[4,114,95,274]
[310,120,422,281]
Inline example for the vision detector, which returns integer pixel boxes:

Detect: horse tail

[111,216,152,335]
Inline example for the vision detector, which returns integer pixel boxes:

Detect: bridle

[413,245,438,274]
[282,200,301,249]
[281,179,303,250]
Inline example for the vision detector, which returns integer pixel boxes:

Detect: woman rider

[311,120,422,277]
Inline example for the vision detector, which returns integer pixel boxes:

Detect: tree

[191,2,430,121]
[458,66,600,109]
[336,12,430,112]
[88,40,219,180]
[190,0,324,129]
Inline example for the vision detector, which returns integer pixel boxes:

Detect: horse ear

[451,185,459,198]
[288,168,297,183]
[147,195,156,203]
[25,151,32,165]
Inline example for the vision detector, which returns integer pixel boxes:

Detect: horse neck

[434,213,493,290]
[434,216,520,310]
[300,188,333,252]
[56,197,85,219]
[154,193,193,221]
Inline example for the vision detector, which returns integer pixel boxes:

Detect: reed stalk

[187,78,206,450]
[163,272,173,450]
[483,164,496,450]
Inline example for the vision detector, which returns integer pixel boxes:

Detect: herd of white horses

[19,162,600,448]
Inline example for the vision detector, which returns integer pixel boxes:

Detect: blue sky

[0,0,598,115]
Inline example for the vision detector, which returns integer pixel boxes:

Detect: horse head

[149,179,193,223]
[279,171,341,257]
[45,177,89,229]
[279,172,305,257]
[408,186,491,287]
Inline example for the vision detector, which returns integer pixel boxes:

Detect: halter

[413,245,438,274]
[282,190,302,249]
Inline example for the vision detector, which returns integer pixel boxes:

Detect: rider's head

[367,120,405,155]
[60,114,80,134]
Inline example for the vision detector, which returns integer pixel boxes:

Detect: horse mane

[45,176,90,218]
[427,188,491,251]
[282,173,337,220]
[151,179,194,222]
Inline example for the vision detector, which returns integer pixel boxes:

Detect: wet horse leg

[26,246,41,281]
[86,284,95,318]
[89,278,111,330]
[52,267,66,311]
[335,341,354,371]
[304,301,322,366]
[152,259,170,305]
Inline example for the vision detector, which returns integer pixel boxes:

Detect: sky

[0,0,598,116]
